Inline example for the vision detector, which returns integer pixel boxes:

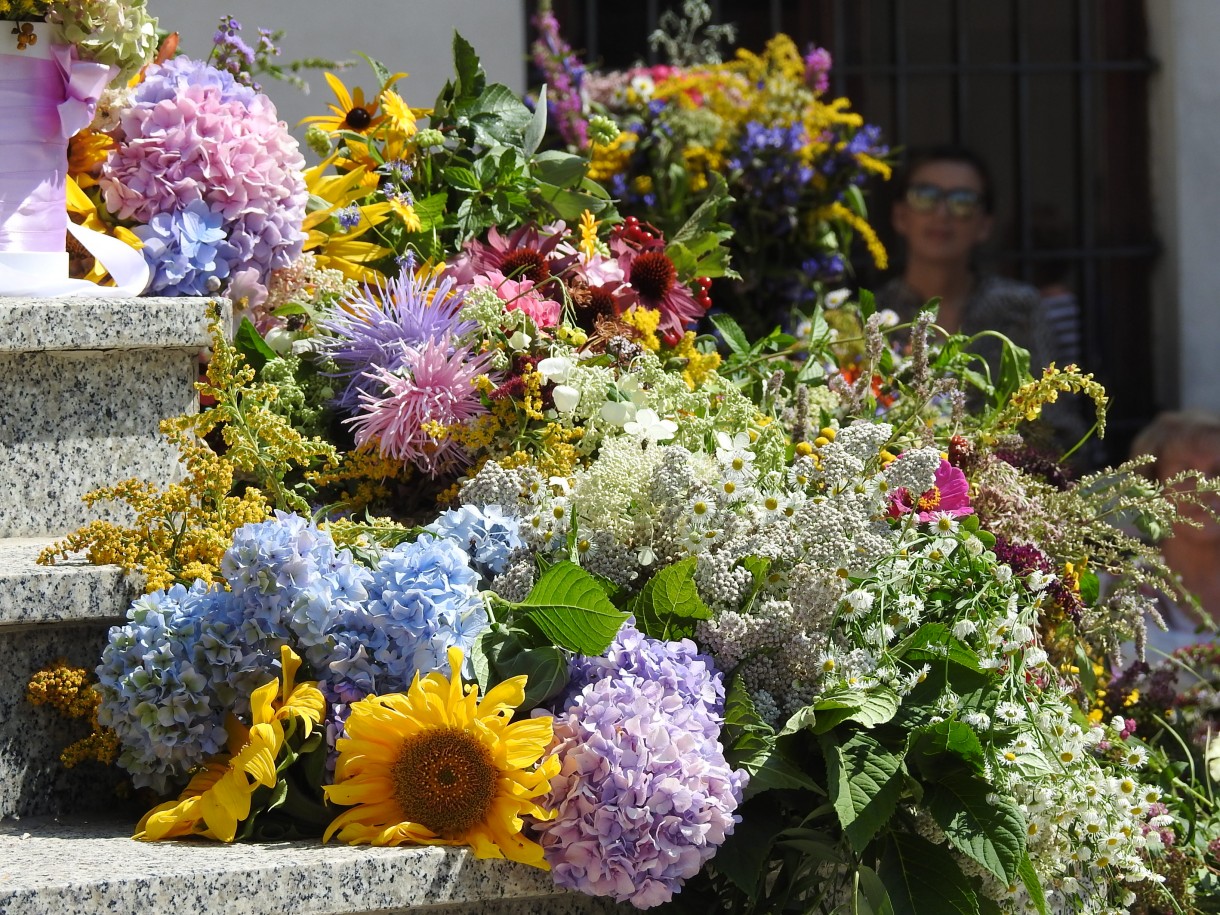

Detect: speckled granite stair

[0,815,622,914]
[0,296,216,538]
[0,536,137,819]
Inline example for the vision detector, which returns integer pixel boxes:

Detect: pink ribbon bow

[51,45,114,138]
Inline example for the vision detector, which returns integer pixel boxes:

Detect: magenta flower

[889,458,974,522]
[346,340,491,475]
[612,238,706,344]
[473,270,561,328]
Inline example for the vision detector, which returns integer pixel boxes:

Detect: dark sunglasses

[904,183,984,218]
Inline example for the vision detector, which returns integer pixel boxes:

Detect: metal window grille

[532,0,1157,460]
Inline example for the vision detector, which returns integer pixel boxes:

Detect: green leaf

[1017,854,1049,915]
[722,678,822,798]
[858,865,895,915]
[1078,570,1100,606]
[468,628,503,693]
[493,644,569,708]
[512,561,628,655]
[461,83,534,147]
[533,182,612,222]
[923,770,1026,885]
[880,832,979,915]
[858,288,877,321]
[451,32,485,101]
[710,313,750,355]
[710,798,787,899]
[524,85,547,157]
[235,317,278,372]
[411,191,448,231]
[909,720,987,773]
[359,53,395,91]
[532,149,589,188]
[994,337,1032,408]
[806,687,901,733]
[894,623,983,673]
[778,704,819,737]
[627,556,712,641]
[822,731,905,853]
[444,166,482,193]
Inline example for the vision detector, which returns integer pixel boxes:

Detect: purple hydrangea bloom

[427,503,524,578]
[364,536,489,682]
[96,581,270,794]
[135,200,237,296]
[129,54,259,108]
[319,268,475,414]
[539,673,747,908]
[567,621,726,742]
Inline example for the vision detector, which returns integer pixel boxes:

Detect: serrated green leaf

[493,644,569,708]
[1078,570,1099,606]
[451,32,485,101]
[524,85,547,156]
[924,771,1025,885]
[710,798,787,899]
[445,166,481,192]
[235,317,277,372]
[778,705,819,737]
[461,83,534,147]
[532,149,589,188]
[533,182,611,222]
[723,679,822,798]
[910,720,987,772]
[894,623,983,672]
[809,687,901,733]
[822,731,905,853]
[881,832,979,915]
[627,556,711,640]
[512,561,627,654]
[710,312,750,355]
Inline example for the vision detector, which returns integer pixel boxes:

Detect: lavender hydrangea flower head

[99,58,306,298]
[96,581,268,794]
[427,503,524,578]
[319,268,475,414]
[539,674,747,908]
[364,536,489,682]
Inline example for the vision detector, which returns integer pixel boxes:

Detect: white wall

[146,1,527,135]
[1147,0,1220,413]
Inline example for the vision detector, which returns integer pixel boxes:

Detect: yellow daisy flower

[301,70,404,136]
[324,646,560,869]
[134,646,326,843]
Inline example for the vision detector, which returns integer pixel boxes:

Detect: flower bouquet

[531,0,891,339]
[27,22,1220,915]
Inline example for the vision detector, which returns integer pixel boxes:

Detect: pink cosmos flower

[888,458,974,522]
[346,339,491,475]
[474,269,561,328]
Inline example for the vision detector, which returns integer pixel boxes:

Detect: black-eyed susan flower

[134,646,325,843]
[323,646,559,868]
[301,71,403,136]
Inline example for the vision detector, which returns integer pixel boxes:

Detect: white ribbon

[0,221,149,297]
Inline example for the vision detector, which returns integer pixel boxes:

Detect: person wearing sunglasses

[876,145,1055,412]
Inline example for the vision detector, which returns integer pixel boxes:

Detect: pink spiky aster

[888,458,974,522]
[346,339,492,475]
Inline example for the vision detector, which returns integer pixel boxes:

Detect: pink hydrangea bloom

[888,458,974,522]
[473,269,561,328]
[99,61,307,291]
[345,339,491,475]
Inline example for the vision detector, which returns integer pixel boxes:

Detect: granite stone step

[0,296,217,538]
[0,815,624,914]
[0,536,137,819]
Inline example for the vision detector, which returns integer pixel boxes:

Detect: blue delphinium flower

[427,503,524,579]
[364,535,488,682]
[319,268,476,414]
[135,200,238,296]
[96,582,269,794]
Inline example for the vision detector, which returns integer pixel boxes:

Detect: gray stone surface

[0,296,218,352]
[0,537,138,626]
[0,816,626,914]
[0,348,197,537]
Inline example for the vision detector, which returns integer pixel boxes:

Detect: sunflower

[134,646,325,843]
[323,646,560,868]
[301,70,404,136]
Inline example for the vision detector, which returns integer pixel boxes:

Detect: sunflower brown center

[391,727,498,838]
[498,247,551,285]
[344,107,373,131]
[630,251,676,301]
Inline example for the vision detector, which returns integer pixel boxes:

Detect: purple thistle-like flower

[320,269,475,414]
[538,624,746,908]
[346,339,492,475]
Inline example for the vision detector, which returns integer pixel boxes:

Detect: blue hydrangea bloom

[365,536,488,682]
[427,503,524,578]
[135,200,239,296]
[132,55,259,107]
[96,582,269,794]
[221,511,371,660]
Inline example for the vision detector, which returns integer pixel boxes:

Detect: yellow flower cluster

[619,306,662,351]
[26,660,119,769]
[588,130,637,183]
[307,442,411,513]
[671,331,721,390]
[994,363,1109,438]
